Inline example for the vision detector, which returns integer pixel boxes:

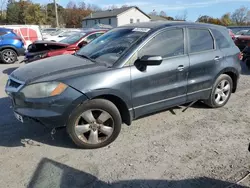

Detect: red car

[24,29,107,63]
[234,30,250,51]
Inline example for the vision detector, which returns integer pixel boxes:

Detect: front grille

[9,79,21,88]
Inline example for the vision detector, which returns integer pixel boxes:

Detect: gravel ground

[0,58,250,188]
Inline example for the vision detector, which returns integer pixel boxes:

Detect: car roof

[0,27,12,31]
[121,21,226,31]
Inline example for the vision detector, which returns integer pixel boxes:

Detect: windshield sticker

[132,28,150,32]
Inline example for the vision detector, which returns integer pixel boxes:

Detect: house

[82,6,151,28]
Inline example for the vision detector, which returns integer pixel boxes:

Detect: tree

[46,3,65,27]
[0,0,7,20]
[231,6,249,25]
[24,3,46,24]
[221,13,232,26]
[6,1,20,24]
[175,10,188,21]
[196,15,212,23]
[149,10,157,16]
[159,11,166,17]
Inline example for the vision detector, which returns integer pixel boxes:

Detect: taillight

[238,52,243,61]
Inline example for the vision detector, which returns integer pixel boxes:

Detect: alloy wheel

[2,50,16,63]
[74,109,114,145]
[214,80,231,105]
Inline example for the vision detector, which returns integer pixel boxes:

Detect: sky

[39,0,250,21]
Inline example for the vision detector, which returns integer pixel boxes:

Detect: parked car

[235,29,249,38]
[5,22,241,149]
[0,25,43,48]
[24,29,107,63]
[234,30,250,51]
[228,26,250,34]
[0,27,25,64]
[43,29,81,41]
[228,29,235,40]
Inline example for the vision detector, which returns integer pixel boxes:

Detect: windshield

[236,30,249,35]
[76,28,148,66]
[50,30,64,36]
[245,30,250,36]
[60,32,86,44]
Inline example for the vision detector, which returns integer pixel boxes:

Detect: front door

[130,28,189,118]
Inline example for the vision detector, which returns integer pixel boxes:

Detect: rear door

[187,27,224,101]
[0,31,6,45]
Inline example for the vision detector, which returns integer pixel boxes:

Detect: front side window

[138,29,184,58]
[189,28,214,53]
[76,28,147,66]
[85,34,97,43]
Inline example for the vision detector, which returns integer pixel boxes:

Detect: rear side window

[189,28,214,53]
[211,28,234,49]
[139,28,184,58]
[0,31,7,36]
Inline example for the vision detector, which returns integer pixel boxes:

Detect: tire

[204,74,233,108]
[67,99,122,149]
[0,49,17,64]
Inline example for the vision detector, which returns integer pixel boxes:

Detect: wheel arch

[0,45,18,55]
[91,93,133,126]
[215,67,239,93]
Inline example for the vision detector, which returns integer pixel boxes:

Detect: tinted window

[189,29,214,53]
[0,31,7,36]
[60,33,86,44]
[211,28,232,49]
[139,29,184,58]
[86,34,97,42]
[77,28,146,66]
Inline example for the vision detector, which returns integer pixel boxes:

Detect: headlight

[20,82,68,98]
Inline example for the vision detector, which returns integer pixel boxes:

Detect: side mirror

[136,55,163,66]
[134,55,163,71]
[78,41,88,48]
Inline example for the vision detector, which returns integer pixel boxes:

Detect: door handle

[177,65,184,71]
[214,56,222,61]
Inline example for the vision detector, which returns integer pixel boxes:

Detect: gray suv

[5,22,241,149]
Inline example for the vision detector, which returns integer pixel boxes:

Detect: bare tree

[149,10,158,16]
[159,11,166,17]
[0,0,7,19]
[231,6,248,25]
[175,10,188,21]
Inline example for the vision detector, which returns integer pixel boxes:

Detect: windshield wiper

[75,53,96,63]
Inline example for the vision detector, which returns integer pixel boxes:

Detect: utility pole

[54,0,59,27]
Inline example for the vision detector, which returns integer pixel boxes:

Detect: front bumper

[6,82,88,128]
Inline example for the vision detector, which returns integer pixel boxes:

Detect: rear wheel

[205,74,233,108]
[0,49,17,64]
[67,99,122,149]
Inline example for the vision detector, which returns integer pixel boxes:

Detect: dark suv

[5,22,241,149]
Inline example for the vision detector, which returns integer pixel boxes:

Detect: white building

[82,6,151,28]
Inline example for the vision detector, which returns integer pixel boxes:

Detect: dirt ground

[0,59,250,188]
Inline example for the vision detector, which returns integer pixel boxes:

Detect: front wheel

[0,49,17,64]
[67,99,122,149]
[205,74,233,108]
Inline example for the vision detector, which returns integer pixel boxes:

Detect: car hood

[10,55,108,84]
[33,40,69,47]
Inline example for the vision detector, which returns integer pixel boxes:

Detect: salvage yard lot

[0,59,250,188]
